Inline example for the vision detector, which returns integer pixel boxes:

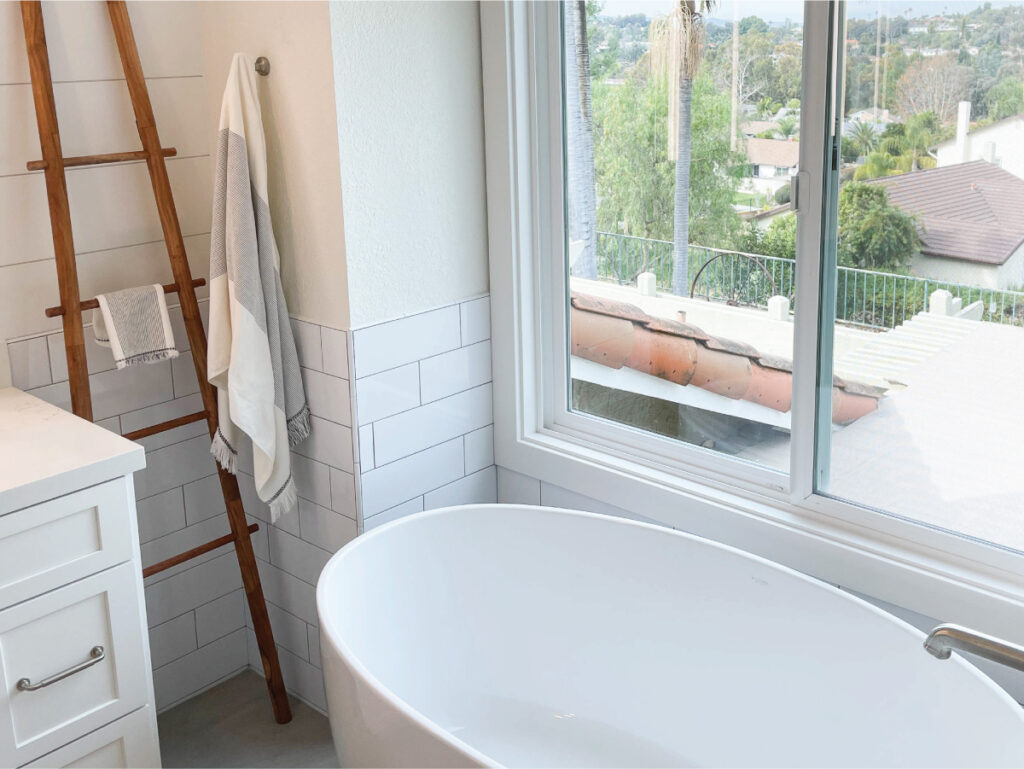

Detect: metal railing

[593,231,1024,330]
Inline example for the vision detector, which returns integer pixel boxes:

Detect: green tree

[854,113,937,179]
[740,184,917,273]
[741,214,797,261]
[775,115,798,139]
[592,75,675,240]
[837,183,918,271]
[847,120,879,157]
[985,77,1024,121]
[591,72,742,249]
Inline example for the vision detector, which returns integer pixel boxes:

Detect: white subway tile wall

[5,309,357,714]
[353,296,497,527]
[496,466,664,527]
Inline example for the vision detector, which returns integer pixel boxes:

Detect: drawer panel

[0,563,149,765]
[21,707,160,768]
[0,480,134,608]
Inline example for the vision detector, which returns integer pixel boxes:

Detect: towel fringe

[210,432,239,474]
[268,477,298,521]
[287,403,312,447]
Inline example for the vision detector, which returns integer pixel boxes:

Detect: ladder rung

[123,410,208,442]
[26,147,177,171]
[142,523,260,578]
[45,277,206,318]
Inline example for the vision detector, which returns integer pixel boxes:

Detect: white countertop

[0,387,145,515]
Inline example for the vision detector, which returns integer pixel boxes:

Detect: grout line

[354,348,460,383]
[0,153,210,179]
[156,665,252,716]
[150,627,247,674]
[146,583,245,632]
[0,231,212,289]
[366,463,496,519]
[360,380,492,433]
[143,546,236,588]
[349,293,489,334]
[1,74,204,87]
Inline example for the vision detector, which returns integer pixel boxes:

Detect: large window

[561,0,1024,556]
[481,0,1024,629]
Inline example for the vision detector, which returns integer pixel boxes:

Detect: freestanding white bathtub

[316,505,1024,768]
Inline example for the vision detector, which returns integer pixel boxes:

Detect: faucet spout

[924,623,1024,673]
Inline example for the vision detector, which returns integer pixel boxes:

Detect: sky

[600,0,1024,25]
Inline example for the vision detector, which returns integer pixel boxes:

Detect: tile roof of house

[570,291,883,425]
[870,160,1024,265]
[739,202,793,222]
[746,138,800,169]
[742,120,780,136]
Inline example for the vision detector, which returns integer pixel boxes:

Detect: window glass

[821,0,1024,552]
[563,1,806,472]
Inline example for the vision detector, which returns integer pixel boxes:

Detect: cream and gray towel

[93,284,178,370]
[208,53,309,522]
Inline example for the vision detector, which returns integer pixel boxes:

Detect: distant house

[741,120,779,138]
[740,202,791,231]
[934,107,1024,182]
[870,161,1024,289]
[743,138,799,196]
[846,107,894,131]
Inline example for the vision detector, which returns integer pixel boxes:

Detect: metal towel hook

[255,56,270,76]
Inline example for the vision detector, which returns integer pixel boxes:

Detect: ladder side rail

[20,1,92,420]
[105,1,293,725]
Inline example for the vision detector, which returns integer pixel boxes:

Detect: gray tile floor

[158,671,339,768]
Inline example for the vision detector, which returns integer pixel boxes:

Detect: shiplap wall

[0,1,360,712]
[0,1,212,342]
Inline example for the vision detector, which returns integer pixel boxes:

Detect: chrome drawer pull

[16,646,105,692]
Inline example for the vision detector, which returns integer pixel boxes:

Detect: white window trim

[480,0,1024,639]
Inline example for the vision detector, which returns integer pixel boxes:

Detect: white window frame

[480,0,1024,638]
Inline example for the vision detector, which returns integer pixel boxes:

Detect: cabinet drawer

[0,479,134,608]
[21,707,159,768]
[0,563,149,765]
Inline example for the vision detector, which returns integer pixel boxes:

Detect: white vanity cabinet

[0,388,159,768]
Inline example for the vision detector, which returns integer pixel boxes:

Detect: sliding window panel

[816,0,1024,554]
[561,1,815,475]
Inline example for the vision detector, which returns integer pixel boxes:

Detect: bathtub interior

[320,505,1024,768]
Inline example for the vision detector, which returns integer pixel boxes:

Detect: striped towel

[208,53,310,522]
[93,284,179,370]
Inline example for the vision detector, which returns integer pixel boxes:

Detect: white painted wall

[913,246,1024,290]
[199,1,349,331]
[328,0,489,328]
[936,117,1024,182]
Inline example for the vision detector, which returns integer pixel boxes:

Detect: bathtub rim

[315,503,1024,764]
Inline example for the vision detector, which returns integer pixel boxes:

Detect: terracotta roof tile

[570,291,884,425]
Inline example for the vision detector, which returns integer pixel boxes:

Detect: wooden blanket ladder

[20,0,292,724]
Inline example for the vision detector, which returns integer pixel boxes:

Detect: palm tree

[776,116,799,140]
[848,120,879,157]
[650,1,715,296]
[565,1,597,279]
